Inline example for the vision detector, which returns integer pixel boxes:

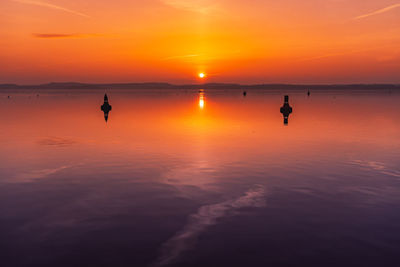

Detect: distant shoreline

[1,82,400,90]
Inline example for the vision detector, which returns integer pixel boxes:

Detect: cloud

[299,49,366,62]
[161,50,241,61]
[355,3,400,20]
[33,33,97,39]
[153,185,266,266]
[13,0,90,18]
[161,54,200,61]
[299,45,394,62]
[161,0,218,14]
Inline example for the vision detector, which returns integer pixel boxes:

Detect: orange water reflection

[0,90,399,185]
[1,89,400,267]
[199,91,205,110]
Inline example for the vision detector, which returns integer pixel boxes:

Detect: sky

[1,0,399,84]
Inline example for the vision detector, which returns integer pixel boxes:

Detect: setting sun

[198,73,206,79]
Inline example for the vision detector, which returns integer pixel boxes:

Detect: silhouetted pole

[280,95,293,125]
[101,93,112,122]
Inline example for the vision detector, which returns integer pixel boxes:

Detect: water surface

[0,89,400,267]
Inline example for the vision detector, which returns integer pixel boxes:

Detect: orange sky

[1,0,400,84]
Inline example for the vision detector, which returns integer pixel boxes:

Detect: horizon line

[1,82,400,87]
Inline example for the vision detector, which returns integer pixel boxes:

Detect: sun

[198,73,206,79]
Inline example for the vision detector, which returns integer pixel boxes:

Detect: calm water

[0,89,400,267]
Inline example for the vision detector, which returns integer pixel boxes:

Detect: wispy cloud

[355,3,400,20]
[161,0,218,14]
[161,54,200,61]
[13,0,90,18]
[153,186,266,266]
[161,50,241,61]
[299,49,367,62]
[299,45,395,62]
[33,33,98,39]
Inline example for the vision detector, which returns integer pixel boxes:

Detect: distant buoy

[101,93,112,123]
[243,91,247,97]
[280,95,293,125]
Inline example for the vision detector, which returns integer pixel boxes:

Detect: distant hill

[0,82,399,90]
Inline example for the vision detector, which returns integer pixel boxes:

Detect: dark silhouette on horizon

[280,95,293,125]
[243,91,247,97]
[2,82,400,91]
[307,90,310,96]
[101,93,112,122]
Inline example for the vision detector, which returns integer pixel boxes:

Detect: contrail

[161,0,217,14]
[13,0,90,18]
[355,3,400,20]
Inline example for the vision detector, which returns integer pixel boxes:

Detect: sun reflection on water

[199,91,205,109]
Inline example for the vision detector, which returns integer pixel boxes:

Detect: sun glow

[2,0,400,84]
